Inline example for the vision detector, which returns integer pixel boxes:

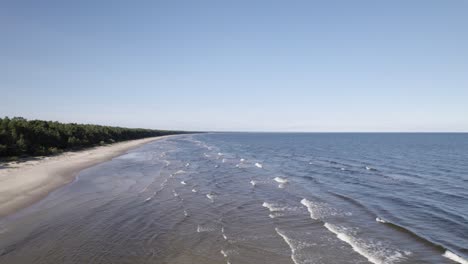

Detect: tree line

[0,117,187,158]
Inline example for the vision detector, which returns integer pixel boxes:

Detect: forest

[0,117,186,158]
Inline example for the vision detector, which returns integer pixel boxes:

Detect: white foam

[173,190,179,197]
[250,180,257,186]
[300,199,319,220]
[222,158,226,163]
[215,165,219,168]
[275,228,302,264]
[184,210,189,217]
[192,188,197,193]
[206,193,215,202]
[240,158,245,162]
[274,177,289,188]
[262,202,288,212]
[175,170,185,175]
[274,177,288,184]
[324,223,409,264]
[221,249,228,258]
[221,227,228,240]
[341,167,346,171]
[301,198,342,220]
[185,163,190,167]
[180,181,186,185]
[443,250,468,264]
[144,191,157,202]
[376,217,387,223]
[255,162,263,168]
[197,224,215,233]
[218,152,223,156]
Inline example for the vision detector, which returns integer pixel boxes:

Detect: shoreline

[0,136,171,218]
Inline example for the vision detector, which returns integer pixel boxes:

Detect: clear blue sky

[1,0,467,131]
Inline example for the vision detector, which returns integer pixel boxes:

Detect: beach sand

[0,136,169,217]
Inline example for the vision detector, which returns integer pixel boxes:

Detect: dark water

[0,133,467,264]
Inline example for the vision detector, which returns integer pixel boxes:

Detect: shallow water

[0,133,467,264]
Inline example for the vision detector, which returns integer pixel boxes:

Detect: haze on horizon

[1,0,467,132]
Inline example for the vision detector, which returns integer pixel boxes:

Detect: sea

[0,133,467,264]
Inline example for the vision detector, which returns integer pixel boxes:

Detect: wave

[255,163,263,168]
[324,223,411,264]
[275,228,300,264]
[222,158,226,163]
[373,216,448,252]
[300,198,346,220]
[192,188,197,193]
[329,192,377,217]
[443,250,468,264]
[180,181,186,185]
[185,163,190,167]
[300,199,320,220]
[240,158,245,162]
[274,228,315,264]
[374,218,468,263]
[250,180,257,186]
[184,210,189,217]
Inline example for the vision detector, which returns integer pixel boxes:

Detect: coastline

[0,136,171,218]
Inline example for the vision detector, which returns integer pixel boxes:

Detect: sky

[1,0,467,132]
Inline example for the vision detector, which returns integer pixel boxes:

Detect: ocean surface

[0,133,467,264]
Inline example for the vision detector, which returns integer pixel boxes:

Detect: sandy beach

[0,136,169,217]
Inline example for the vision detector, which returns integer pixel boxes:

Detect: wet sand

[0,136,171,217]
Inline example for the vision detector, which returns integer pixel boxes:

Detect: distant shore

[0,136,171,217]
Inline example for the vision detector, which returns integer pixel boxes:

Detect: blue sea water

[0,133,467,264]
